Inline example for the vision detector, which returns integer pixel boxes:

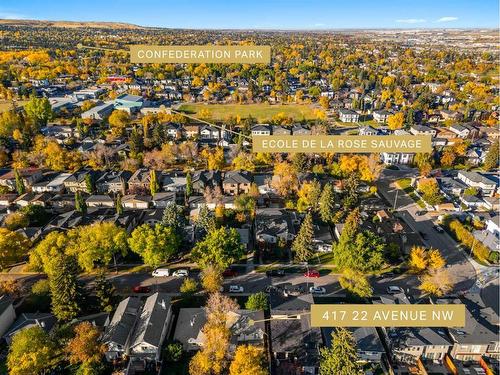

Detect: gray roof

[458,171,497,186]
[103,297,142,346]
[3,313,56,340]
[130,293,171,349]
[437,294,499,345]
[224,171,253,185]
[322,326,384,353]
[0,295,13,316]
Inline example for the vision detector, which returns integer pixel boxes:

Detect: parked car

[132,285,151,293]
[172,269,189,277]
[222,269,238,277]
[416,210,427,216]
[433,225,444,233]
[229,285,244,293]
[152,268,170,277]
[266,269,285,277]
[304,270,320,278]
[284,287,303,297]
[309,286,327,294]
[387,286,404,295]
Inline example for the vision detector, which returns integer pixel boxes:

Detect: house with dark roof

[96,171,132,194]
[339,108,359,123]
[255,208,297,245]
[410,125,437,137]
[128,293,173,362]
[191,170,222,194]
[223,171,253,195]
[436,294,499,361]
[457,171,497,197]
[103,296,142,361]
[373,109,392,123]
[0,296,15,338]
[251,124,272,136]
[0,168,43,190]
[64,169,101,193]
[3,313,57,345]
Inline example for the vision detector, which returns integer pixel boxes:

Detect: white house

[339,109,359,123]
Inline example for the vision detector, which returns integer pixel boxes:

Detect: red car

[132,285,151,293]
[304,270,320,278]
[222,269,238,277]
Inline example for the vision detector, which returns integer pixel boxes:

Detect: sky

[1,0,499,29]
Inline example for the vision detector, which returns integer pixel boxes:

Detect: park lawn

[0,100,28,113]
[178,103,317,122]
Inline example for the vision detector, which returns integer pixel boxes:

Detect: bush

[164,342,183,362]
[488,251,499,264]
[180,278,198,295]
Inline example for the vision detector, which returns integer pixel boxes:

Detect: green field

[178,103,317,122]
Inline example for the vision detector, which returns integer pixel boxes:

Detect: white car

[152,268,170,277]
[387,286,404,295]
[172,269,189,277]
[229,285,244,293]
[309,286,327,295]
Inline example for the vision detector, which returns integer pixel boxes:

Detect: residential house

[0,194,17,206]
[184,125,200,139]
[251,124,272,136]
[128,169,156,193]
[457,171,497,197]
[3,313,57,345]
[165,122,182,139]
[410,125,437,137]
[103,297,142,361]
[436,294,499,361]
[14,192,51,207]
[122,195,151,210]
[0,168,43,190]
[440,109,464,122]
[96,171,132,194]
[64,169,100,193]
[379,294,452,364]
[292,124,311,135]
[32,172,71,193]
[0,296,15,337]
[86,195,115,208]
[359,126,379,136]
[339,108,359,123]
[174,308,265,352]
[81,101,114,120]
[450,123,480,139]
[191,170,222,194]
[272,125,291,135]
[199,125,222,140]
[437,177,468,197]
[128,293,173,362]
[255,208,297,245]
[373,109,392,123]
[152,192,176,208]
[223,171,253,195]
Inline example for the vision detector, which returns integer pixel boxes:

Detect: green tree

[339,269,373,298]
[128,224,180,267]
[67,223,128,272]
[483,141,499,171]
[161,202,186,232]
[94,270,115,313]
[14,169,25,194]
[7,326,60,375]
[185,172,193,198]
[319,183,336,224]
[50,255,82,321]
[191,227,244,270]
[28,231,68,275]
[245,292,268,310]
[196,204,216,235]
[0,228,31,270]
[24,95,52,127]
[75,191,87,214]
[150,170,159,196]
[108,110,130,137]
[180,277,198,296]
[292,212,314,263]
[115,194,123,215]
[85,174,94,194]
[319,328,362,375]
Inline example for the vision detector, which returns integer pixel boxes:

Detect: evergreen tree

[292,212,314,262]
[94,270,114,313]
[75,191,87,214]
[319,328,362,375]
[342,174,359,208]
[150,170,159,196]
[196,204,216,236]
[14,169,25,195]
[185,172,193,198]
[115,194,123,215]
[85,173,94,194]
[319,183,336,224]
[162,202,185,232]
[50,256,82,321]
[483,141,499,171]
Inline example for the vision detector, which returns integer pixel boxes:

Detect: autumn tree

[418,178,442,205]
[7,326,60,375]
[128,224,180,267]
[24,95,52,127]
[201,265,223,293]
[483,141,499,171]
[297,180,322,212]
[419,268,454,297]
[387,112,404,130]
[271,161,298,197]
[14,169,25,194]
[319,328,362,375]
[108,110,130,137]
[229,345,267,375]
[292,212,314,262]
[66,322,105,366]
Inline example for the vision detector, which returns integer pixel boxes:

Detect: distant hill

[0,19,144,29]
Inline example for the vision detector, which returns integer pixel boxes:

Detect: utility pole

[393,188,399,210]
